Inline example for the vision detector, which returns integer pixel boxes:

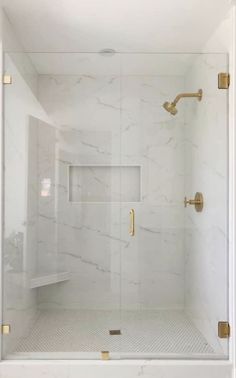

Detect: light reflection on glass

[41,178,51,197]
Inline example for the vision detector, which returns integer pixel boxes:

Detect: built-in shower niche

[27,116,69,289]
[69,165,141,203]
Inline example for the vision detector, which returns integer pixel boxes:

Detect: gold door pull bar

[129,209,135,236]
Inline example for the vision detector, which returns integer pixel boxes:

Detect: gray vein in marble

[143,137,177,152]
[182,137,199,149]
[77,75,96,82]
[141,154,162,167]
[79,140,112,155]
[57,158,72,165]
[128,280,141,286]
[96,97,120,110]
[139,226,161,234]
[122,122,138,132]
[62,251,120,275]
[52,217,130,247]
[202,161,225,179]
[49,76,61,85]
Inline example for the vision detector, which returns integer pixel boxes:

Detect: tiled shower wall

[184,54,228,353]
[37,66,186,310]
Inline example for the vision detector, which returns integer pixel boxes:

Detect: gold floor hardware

[218,321,230,338]
[129,209,135,236]
[218,73,230,89]
[3,75,12,85]
[101,351,110,360]
[1,324,10,335]
[109,330,121,335]
[184,192,204,212]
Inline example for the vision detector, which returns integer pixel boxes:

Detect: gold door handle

[129,209,135,236]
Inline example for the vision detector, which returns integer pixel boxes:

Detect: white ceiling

[1,0,232,53]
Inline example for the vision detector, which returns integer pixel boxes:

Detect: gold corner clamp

[1,324,10,334]
[101,351,110,360]
[218,321,230,338]
[3,75,12,85]
[218,73,230,89]
[129,209,135,236]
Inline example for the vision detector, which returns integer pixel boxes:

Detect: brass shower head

[163,101,178,115]
[163,89,203,116]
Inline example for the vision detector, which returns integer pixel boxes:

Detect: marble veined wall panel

[37,55,186,310]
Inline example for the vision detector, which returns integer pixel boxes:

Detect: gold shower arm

[173,89,202,105]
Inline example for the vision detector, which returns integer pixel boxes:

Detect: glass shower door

[119,53,229,359]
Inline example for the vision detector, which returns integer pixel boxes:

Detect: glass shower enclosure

[2,51,229,359]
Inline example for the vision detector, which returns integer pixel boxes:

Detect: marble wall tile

[37,69,186,311]
[38,74,121,129]
[119,74,185,309]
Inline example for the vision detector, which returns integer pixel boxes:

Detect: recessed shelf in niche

[69,165,141,203]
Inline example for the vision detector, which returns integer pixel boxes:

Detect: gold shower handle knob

[184,197,197,207]
[184,197,190,207]
[184,192,204,212]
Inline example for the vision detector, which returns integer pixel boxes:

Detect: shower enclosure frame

[0,9,235,378]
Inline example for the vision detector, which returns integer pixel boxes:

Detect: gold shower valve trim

[184,192,204,212]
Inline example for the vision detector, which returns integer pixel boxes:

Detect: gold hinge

[218,321,230,338]
[218,73,230,89]
[3,75,12,85]
[1,324,10,335]
[101,351,110,360]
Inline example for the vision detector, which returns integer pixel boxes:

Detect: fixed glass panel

[120,53,229,359]
[2,52,122,359]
